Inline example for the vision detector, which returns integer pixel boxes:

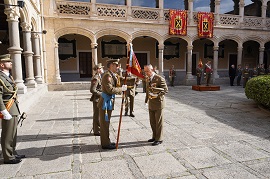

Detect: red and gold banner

[197,12,214,38]
[169,10,187,36]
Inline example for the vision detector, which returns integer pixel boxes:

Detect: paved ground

[1,85,270,179]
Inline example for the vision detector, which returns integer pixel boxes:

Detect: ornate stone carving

[243,17,263,27]
[163,10,169,21]
[56,1,90,15]
[132,8,159,20]
[219,14,240,26]
[96,4,126,18]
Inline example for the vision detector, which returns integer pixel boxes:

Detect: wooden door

[79,52,92,78]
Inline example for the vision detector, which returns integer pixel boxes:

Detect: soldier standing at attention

[204,60,213,86]
[251,66,258,78]
[236,64,242,86]
[97,59,127,150]
[169,65,176,87]
[144,64,168,146]
[90,63,104,136]
[242,64,250,88]
[196,63,203,85]
[0,54,25,164]
[266,65,270,74]
[124,72,136,117]
[258,64,265,76]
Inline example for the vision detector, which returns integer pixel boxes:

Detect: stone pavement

[1,85,270,179]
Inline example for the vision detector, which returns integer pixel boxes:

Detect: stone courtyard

[1,85,270,179]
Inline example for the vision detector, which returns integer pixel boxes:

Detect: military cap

[93,63,104,70]
[106,59,119,65]
[0,54,12,62]
[151,87,164,94]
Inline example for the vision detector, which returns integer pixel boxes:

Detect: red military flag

[127,44,145,79]
[197,12,214,38]
[169,10,187,36]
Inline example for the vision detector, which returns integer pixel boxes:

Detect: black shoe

[135,92,138,96]
[130,113,135,117]
[15,155,26,159]
[110,142,116,146]
[124,112,128,116]
[152,141,162,146]
[148,138,155,142]
[4,158,22,164]
[94,133,100,136]
[102,144,116,150]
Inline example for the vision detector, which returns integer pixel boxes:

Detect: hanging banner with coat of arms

[169,10,187,36]
[197,12,214,38]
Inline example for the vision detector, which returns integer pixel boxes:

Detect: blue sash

[101,92,115,121]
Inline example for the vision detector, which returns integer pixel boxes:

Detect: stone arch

[162,34,190,45]
[55,27,95,42]
[218,34,242,45]
[31,17,37,31]
[95,29,130,42]
[18,1,29,23]
[242,36,264,47]
[191,35,217,45]
[131,30,162,43]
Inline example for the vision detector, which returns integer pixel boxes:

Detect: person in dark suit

[90,63,104,136]
[97,59,127,150]
[0,54,25,164]
[229,64,236,86]
[144,64,168,146]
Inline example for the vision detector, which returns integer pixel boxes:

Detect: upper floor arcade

[50,0,270,30]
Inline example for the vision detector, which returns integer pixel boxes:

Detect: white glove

[1,109,12,120]
[121,85,127,91]
[144,103,148,106]
[149,92,158,97]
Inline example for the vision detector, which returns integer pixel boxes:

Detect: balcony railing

[55,1,270,30]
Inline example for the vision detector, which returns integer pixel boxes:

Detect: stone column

[127,0,132,19]
[32,33,43,84]
[5,7,27,94]
[259,47,265,65]
[158,44,164,77]
[91,42,98,65]
[188,0,194,26]
[185,45,194,85]
[237,46,243,66]
[54,40,61,84]
[21,22,37,88]
[239,0,244,26]
[213,46,219,79]
[262,5,267,28]
[91,0,97,17]
[215,0,220,25]
[159,0,164,23]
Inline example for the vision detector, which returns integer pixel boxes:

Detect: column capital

[188,0,194,2]
[158,44,164,50]
[215,0,221,6]
[213,46,219,51]
[55,41,59,48]
[31,33,40,39]
[4,8,19,21]
[187,45,193,51]
[91,43,98,49]
[237,46,243,50]
[21,22,32,32]
[259,47,265,52]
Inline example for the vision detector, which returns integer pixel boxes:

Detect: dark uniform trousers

[1,116,18,161]
[149,108,163,141]
[205,73,211,86]
[92,101,100,134]
[125,95,134,114]
[99,108,112,146]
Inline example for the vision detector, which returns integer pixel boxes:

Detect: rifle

[18,112,27,127]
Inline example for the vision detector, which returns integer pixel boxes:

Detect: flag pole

[116,43,130,150]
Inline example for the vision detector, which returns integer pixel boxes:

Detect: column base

[25,79,37,88]
[35,76,44,84]
[185,74,196,85]
[16,83,27,94]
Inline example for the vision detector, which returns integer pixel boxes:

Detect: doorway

[79,52,92,78]
[229,54,237,68]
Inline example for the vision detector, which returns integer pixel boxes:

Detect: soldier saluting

[0,54,25,164]
[90,63,104,136]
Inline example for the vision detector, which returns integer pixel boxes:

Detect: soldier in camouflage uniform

[236,64,242,86]
[242,64,250,88]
